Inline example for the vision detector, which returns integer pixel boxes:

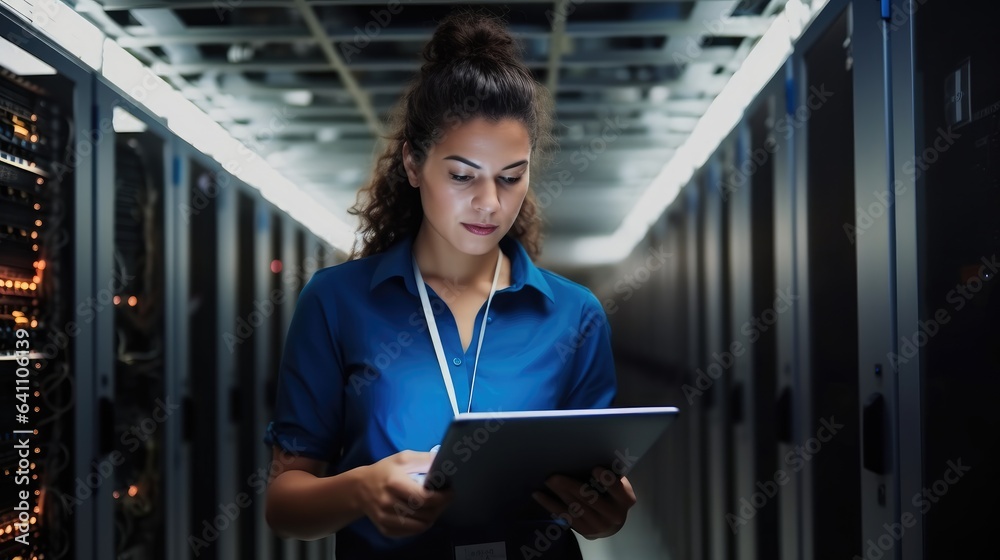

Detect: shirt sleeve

[263,273,345,463]
[560,292,617,409]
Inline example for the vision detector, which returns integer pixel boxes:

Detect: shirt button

[487,315,493,324]
[452,357,462,366]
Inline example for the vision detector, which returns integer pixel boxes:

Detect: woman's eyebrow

[443,155,528,170]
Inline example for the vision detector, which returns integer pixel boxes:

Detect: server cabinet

[893,1,1000,557]
[94,81,180,560]
[167,143,191,560]
[659,205,690,560]
[211,162,240,559]
[771,57,800,560]
[301,233,318,285]
[701,150,733,560]
[304,234,327,283]
[268,208,284,560]
[186,155,219,560]
[229,188,258,560]
[280,215,333,560]
[852,1,902,558]
[887,7,921,557]
[249,203,287,560]
[683,174,706,560]
[728,121,756,560]
[728,81,781,560]
[0,10,94,559]
[648,216,670,368]
[789,5,861,559]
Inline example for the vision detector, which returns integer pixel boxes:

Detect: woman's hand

[358,450,452,538]
[532,467,637,540]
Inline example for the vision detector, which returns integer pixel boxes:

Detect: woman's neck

[412,223,501,289]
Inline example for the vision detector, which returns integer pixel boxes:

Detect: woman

[264,11,636,559]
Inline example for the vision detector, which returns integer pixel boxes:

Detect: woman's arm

[265,446,452,540]
[265,446,366,540]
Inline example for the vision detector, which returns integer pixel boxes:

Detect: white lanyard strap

[413,248,503,417]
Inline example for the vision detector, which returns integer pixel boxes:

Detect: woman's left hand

[532,467,637,540]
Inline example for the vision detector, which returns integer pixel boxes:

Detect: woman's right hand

[358,450,452,538]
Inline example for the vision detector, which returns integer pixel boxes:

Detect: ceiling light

[103,39,168,116]
[316,127,339,143]
[112,107,147,133]
[30,0,104,70]
[606,87,641,103]
[282,90,313,107]
[0,36,56,75]
[226,44,255,64]
[648,86,670,103]
[784,0,810,38]
[640,112,671,130]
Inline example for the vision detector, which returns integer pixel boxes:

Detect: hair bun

[423,12,519,66]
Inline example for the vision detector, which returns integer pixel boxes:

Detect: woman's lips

[462,223,498,235]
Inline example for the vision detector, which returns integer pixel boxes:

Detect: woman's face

[404,117,531,256]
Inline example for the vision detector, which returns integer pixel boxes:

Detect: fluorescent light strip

[569,0,821,266]
[30,0,103,69]
[0,34,56,75]
[112,106,148,133]
[26,7,357,252]
[1,0,34,22]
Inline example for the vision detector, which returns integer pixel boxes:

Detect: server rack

[769,57,799,560]
[0,9,95,560]
[167,142,191,560]
[186,153,220,560]
[888,3,921,557]
[887,2,921,559]
[92,79,181,560]
[728,119,756,560]
[274,211,293,560]
[195,153,241,560]
[777,2,860,559]
[701,150,733,560]
[797,5,863,560]
[251,202,284,560]
[896,1,1000,557]
[1,9,346,560]
[728,76,780,560]
[650,203,684,560]
[853,0,902,558]
[277,212,331,560]
[683,171,706,560]
[231,188,254,560]
[661,203,689,560]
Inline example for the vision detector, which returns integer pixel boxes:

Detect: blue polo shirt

[264,233,616,556]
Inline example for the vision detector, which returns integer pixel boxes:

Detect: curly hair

[348,10,555,260]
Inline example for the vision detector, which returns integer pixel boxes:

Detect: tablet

[418,406,679,526]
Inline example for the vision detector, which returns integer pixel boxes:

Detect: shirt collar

[369,234,555,303]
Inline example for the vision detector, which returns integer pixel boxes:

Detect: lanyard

[413,248,503,417]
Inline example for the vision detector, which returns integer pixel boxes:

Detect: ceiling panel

[79,0,794,256]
